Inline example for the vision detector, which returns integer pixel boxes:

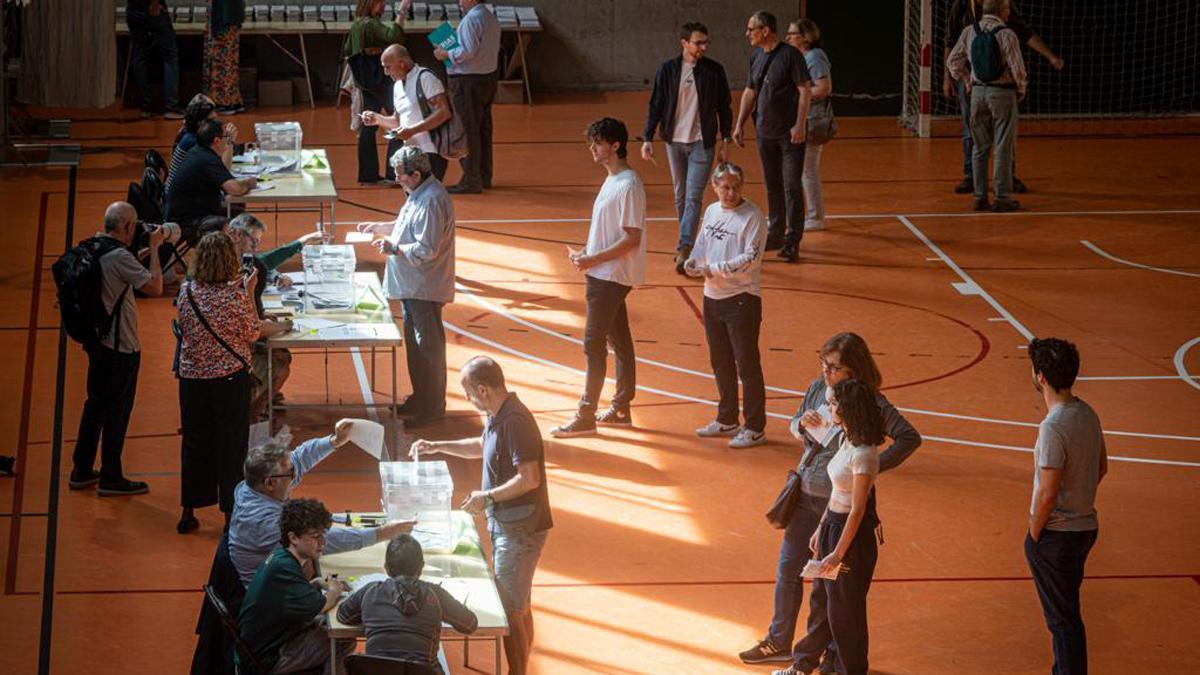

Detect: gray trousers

[271,621,354,675]
[969,86,1018,200]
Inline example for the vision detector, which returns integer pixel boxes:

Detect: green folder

[427,21,459,70]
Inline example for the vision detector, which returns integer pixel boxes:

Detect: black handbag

[765,469,803,529]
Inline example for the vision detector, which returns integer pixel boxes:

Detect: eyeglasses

[819,359,847,374]
[745,25,765,34]
[786,30,802,36]
[689,39,711,46]
[268,467,296,481]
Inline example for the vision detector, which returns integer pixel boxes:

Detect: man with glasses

[164,118,257,244]
[642,21,733,275]
[228,420,415,588]
[732,10,812,263]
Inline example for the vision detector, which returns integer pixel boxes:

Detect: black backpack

[970,21,1009,83]
[52,237,129,349]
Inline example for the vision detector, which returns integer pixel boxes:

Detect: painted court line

[1174,337,1200,392]
[1081,240,1200,278]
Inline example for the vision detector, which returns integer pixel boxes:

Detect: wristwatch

[484,491,495,508]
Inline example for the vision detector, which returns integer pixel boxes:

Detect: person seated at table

[239,498,356,674]
[165,118,257,244]
[166,93,237,193]
[337,534,478,671]
[228,420,416,587]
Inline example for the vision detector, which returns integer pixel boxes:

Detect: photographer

[69,202,164,496]
[164,118,256,244]
[175,231,262,534]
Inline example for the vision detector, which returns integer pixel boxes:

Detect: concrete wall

[523,1,803,90]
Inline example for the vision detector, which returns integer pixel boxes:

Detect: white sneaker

[729,428,767,448]
[804,220,824,231]
[696,420,739,437]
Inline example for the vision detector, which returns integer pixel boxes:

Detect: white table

[322,511,509,674]
[229,147,338,236]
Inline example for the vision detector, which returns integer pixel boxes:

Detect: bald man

[69,202,164,496]
[361,44,453,181]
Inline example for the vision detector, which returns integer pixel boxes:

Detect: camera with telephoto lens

[134,221,183,248]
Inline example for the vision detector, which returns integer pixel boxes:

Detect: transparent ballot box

[302,244,356,312]
[380,461,455,553]
[254,121,303,174]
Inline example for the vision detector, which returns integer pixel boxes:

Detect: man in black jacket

[642,22,733,275]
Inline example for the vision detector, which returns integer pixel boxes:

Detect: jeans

[665,140,715,250]
[126,8,179,110]
[756,135,807,246]
[970,86,1019,199]
[489,520,549,675]
[702,293,765,432]
[449,72,497,189]
[179,369,251,513]
[1024,529,1098,675]
[580,275,636,416]
[73,345,141,484]
[400,299,447,417]
[767,492,828,649]
[358,87,396,183]
[801,142,825,229]
[793,510,879,675]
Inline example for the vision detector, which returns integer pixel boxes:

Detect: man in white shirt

[550,118,647,438]
[362,44,453,181]
[685,163,769,448]
[434,0,501,193]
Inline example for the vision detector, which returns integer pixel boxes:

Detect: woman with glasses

[739,332,921,669]
[786,19,834,232]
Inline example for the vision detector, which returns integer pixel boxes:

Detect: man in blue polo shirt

[410,356,552,675]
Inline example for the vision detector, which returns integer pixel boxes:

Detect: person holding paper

[739,332,920,667]
[433,0,500,193]
[356,146,456,426]
[345,0,411,184]
[783,379,887,675]
[410,356,552,675]
[228,420,416,588]
[361,44,452,181]
[684,162,768,449]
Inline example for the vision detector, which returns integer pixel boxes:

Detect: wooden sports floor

[1,93,1198,674]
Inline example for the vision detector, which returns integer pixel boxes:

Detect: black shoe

[549,413,597,438]
[596,405,632,427]
[394,397,422,417]
[163,107,185,120]
[69,468,101,490]
[992,197,1021,212]
[739,639,791,664]
[98,478,149,497]
[673,246,692,275]
[176,515,200,534]
[973,197,991,212]
[1013,177,1028,194]
[139,109,155,119]
[0,455,14,477]
[953,176,974,194]
[447,183,483,195]
[764,235,784,252]
[777,243,799,262]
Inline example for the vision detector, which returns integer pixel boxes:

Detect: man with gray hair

[68,201,165,496]
[227,420,415,587]
[947,0,1027,212]
[356,146,456,426]
[411,356,552,674]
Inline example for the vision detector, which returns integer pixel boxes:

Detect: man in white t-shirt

[550,118,647,438]
[361,44,453,181]
[684,163,768,449]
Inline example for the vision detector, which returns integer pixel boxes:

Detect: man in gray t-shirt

[69,202,164,496]
[1025,337,1107,675]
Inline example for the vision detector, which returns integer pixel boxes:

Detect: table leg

[517,32,533,106]
[391,345,399,460]
[299,33,315,110]
[121,39,133,106]
[267,343,274,431]
[330,199,337,238]
[495,636,502,675]
[464,635,470,667]
[328,635,336,674]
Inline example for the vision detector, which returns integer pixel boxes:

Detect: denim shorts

[488,518,549,614]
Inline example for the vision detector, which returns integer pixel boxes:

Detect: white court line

[1081,240,1200,279]
[442,320,1200,468]
[896,215,1035,341]
[1173,337,1200,392]
[455,283,1200,443]
[349,348,380,422]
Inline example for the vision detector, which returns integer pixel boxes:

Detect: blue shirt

[384,176,456,304]
[447,4,501,75]
[228,436,378,587]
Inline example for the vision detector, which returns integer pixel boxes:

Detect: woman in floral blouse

[176,231,261,534]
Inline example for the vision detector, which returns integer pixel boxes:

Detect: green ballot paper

[428,21,459,70]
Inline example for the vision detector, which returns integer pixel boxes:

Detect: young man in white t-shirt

[361,44,453,181]
[550,118,647,438]
[684,163,768,448]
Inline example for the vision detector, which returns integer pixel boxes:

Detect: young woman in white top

[779,378,885,675]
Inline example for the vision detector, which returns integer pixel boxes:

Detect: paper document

[801,559,848,580]
[262,298,284,310]
[344,231,375,244]
[293,317,345,333]
[318,324,382,339]
[804,404,841,447]
[349,573,389,593]
[347,418,386,459]
[427,22,459,69]
[251,183,276,192]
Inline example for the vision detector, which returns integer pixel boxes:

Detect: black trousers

[1025,529,1098,675]
[73,345,141,484]
[580,275,636,415]
[793,509,879,675]
[703,293,765,432]
[449,72,496,189]
[179,370,251,513]
[401,299,447,417]
[359,87,396,183]
[756,135,807,246]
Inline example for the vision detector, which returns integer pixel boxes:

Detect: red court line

[6,192,49,595]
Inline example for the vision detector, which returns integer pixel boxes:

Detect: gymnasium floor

[1,93,1198,674]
